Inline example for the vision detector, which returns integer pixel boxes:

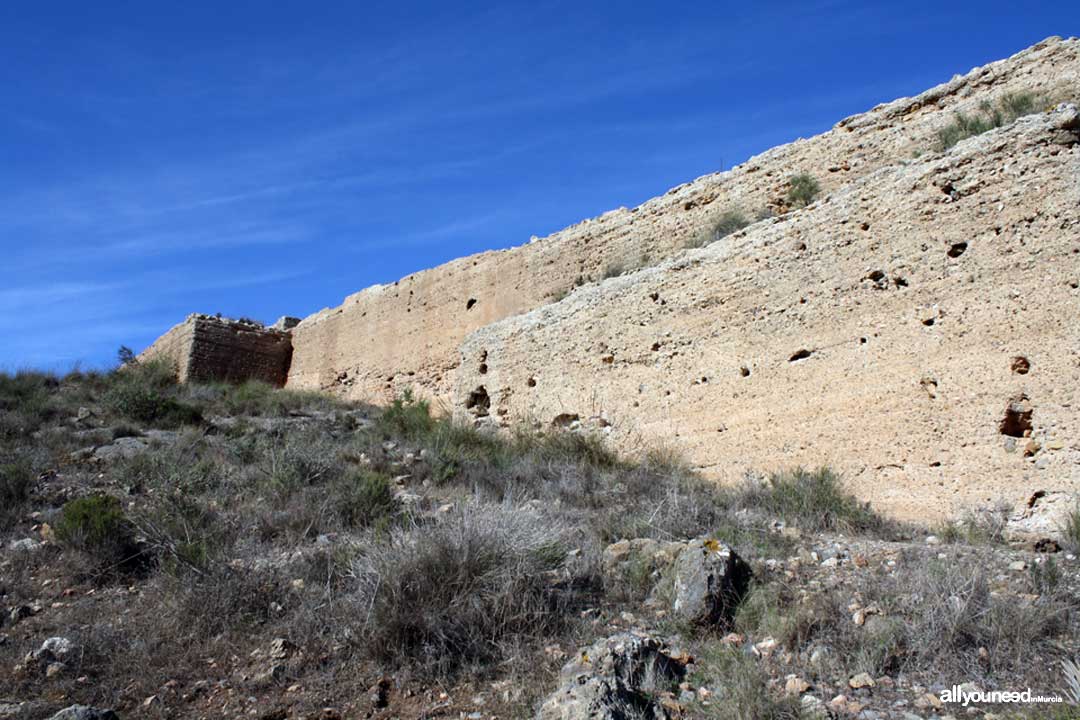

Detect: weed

[686,208,751,248]
[787,173,819,208]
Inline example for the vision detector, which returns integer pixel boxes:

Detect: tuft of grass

[729,467,893,535]
[601,260,627,279]
[786,173,820,209]
[353,503,581,678]
[690,643,803,719]
[935,92,1043,150]
[686,208,752,249]
[935,504,1010,545]
[1062,503,1080,553]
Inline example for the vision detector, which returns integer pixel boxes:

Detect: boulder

[672,539,751,625]
[601,538,685,595]
[537,633,688,720]
[1007,490,1079,544]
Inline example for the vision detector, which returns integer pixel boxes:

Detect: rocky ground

[1,365,1078,719]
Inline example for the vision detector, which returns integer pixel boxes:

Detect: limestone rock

[537,633,688,720]
[672,539,751,625]
[1007,490,1079,543]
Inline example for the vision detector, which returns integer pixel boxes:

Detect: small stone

[1008,560,1028,572]
[849,672,875,689]
[785,676,812,695]
[925,535,941,546]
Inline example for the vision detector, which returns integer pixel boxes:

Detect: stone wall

[139,314,293,387]
[285,36,1079,405]
[454,108,1080,522]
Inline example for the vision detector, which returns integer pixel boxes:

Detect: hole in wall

[465,385,491,417]
[1011,356,1031,375]
[859,337,868,344]
[947,242,968,258]
[789,349,813,362]
[466,298,478,310]
[527,377,537,388]
[922,317,936,327]
[999,394,1033,438]
[740,366,751,377]
[479,363,488,374]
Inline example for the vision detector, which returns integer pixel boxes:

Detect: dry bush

[351,502,586,678]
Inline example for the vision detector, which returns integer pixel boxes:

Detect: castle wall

[139,315,292,387]
[453,108,1080,522]
[284,37,1080,406]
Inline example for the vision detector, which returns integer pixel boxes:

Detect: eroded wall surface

[285,37,1080,406]
[454,108,1080,522]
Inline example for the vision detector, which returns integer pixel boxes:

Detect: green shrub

[786,173,820,208]
[138,494,229,574]
[55,495,139,569]
[103,361,201,428]
[0,371,57,438]
[0,462,34,529]
[375,390,436,440]
[336,470,399,529]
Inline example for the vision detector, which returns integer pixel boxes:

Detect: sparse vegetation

[0,461,33,529]
[685,207,752,248]
[1063,502,1080,552]
[354,503,580,677]
[601,259,627,279]
[690,643,803,719]
[103,360,203,427]
[935,91,1043,150]
[1,373,1077,719]
[726,467,898,535]
[54,494,140,572]
[786,173,820,208]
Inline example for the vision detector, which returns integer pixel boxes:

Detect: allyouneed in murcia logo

[940,659,1080,707]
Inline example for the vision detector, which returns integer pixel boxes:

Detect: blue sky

[1,1,1075,370]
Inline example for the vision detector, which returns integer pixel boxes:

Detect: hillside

[140,37,1080,526]
[1,368,1078,719]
